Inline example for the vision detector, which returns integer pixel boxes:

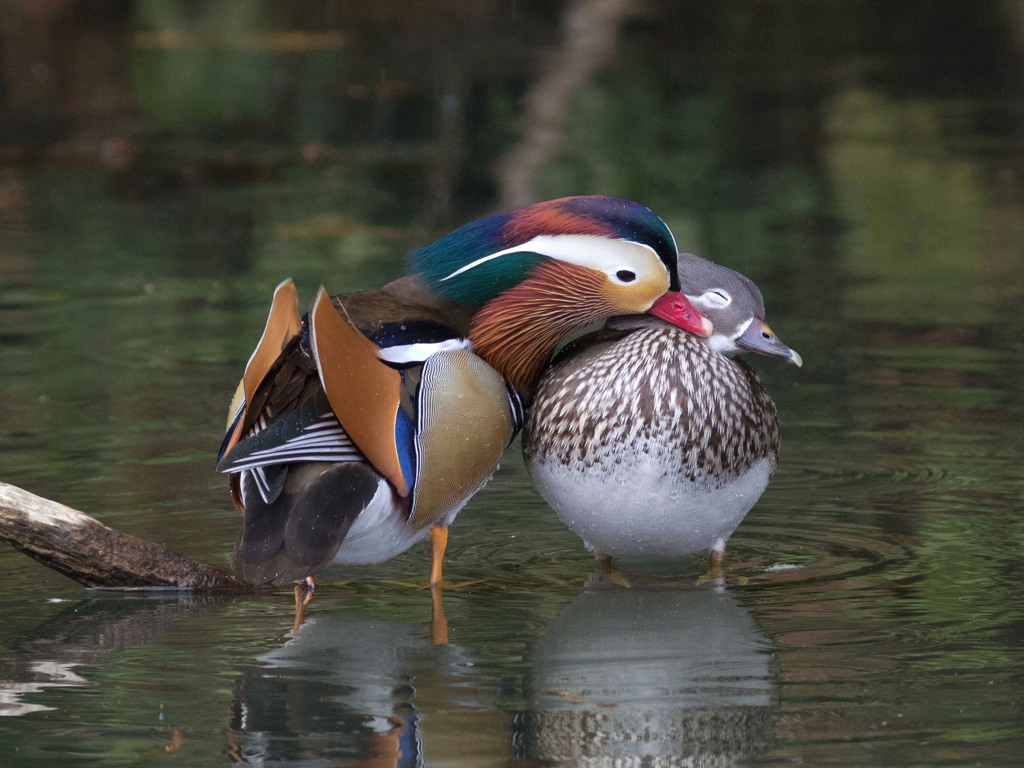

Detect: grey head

[678,253,802,366]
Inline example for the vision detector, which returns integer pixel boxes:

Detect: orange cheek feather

[599,270,670,315]
[470,261,635,392]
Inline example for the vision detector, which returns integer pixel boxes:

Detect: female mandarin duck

[523,252,802,574]
[216,197,711,588]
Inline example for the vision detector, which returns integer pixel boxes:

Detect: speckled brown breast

[524,325,780,488]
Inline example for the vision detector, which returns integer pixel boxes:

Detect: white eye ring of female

[692,288,732,309]
[440,234,667,286]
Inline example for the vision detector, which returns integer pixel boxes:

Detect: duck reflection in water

[518,578,777,765]
[226,611,511,767]
[222,579,776,767]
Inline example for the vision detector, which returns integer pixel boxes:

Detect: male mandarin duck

[216,197,711,588]
[523,252,802,573]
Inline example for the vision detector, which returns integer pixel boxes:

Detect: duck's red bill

[648,292,713,337]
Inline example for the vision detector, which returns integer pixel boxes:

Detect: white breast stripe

[377,338,472,364]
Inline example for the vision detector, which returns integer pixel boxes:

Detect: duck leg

[705,539,726,580]
[594,550,614,573]
[292,576,315,632]
[425,524,485,592]
[429,524,447,586]
[593,550,631,587]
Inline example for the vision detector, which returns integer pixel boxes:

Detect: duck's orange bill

[309,287,409,497]
[648,291,713,337]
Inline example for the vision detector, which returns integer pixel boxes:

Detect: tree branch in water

[0,481,255,593]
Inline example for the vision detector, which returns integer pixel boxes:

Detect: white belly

[524,326,779,559]
[528,455,773,558]
[331,481,471,566]
[332,483,428,566]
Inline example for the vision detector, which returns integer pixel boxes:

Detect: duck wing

[218,278,515,585]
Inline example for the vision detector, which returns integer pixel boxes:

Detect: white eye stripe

[440,234,664,283]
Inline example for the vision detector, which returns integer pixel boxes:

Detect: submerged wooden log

[0,481,255,592]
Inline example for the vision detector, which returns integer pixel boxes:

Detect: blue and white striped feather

[218,387,366,504]
[226,414,363,472]
[219,337,474,503]
[220,335,525,507]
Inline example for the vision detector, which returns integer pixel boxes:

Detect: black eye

[616,270,636,283]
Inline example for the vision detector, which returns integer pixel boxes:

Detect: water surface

[1,2,1023,766]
